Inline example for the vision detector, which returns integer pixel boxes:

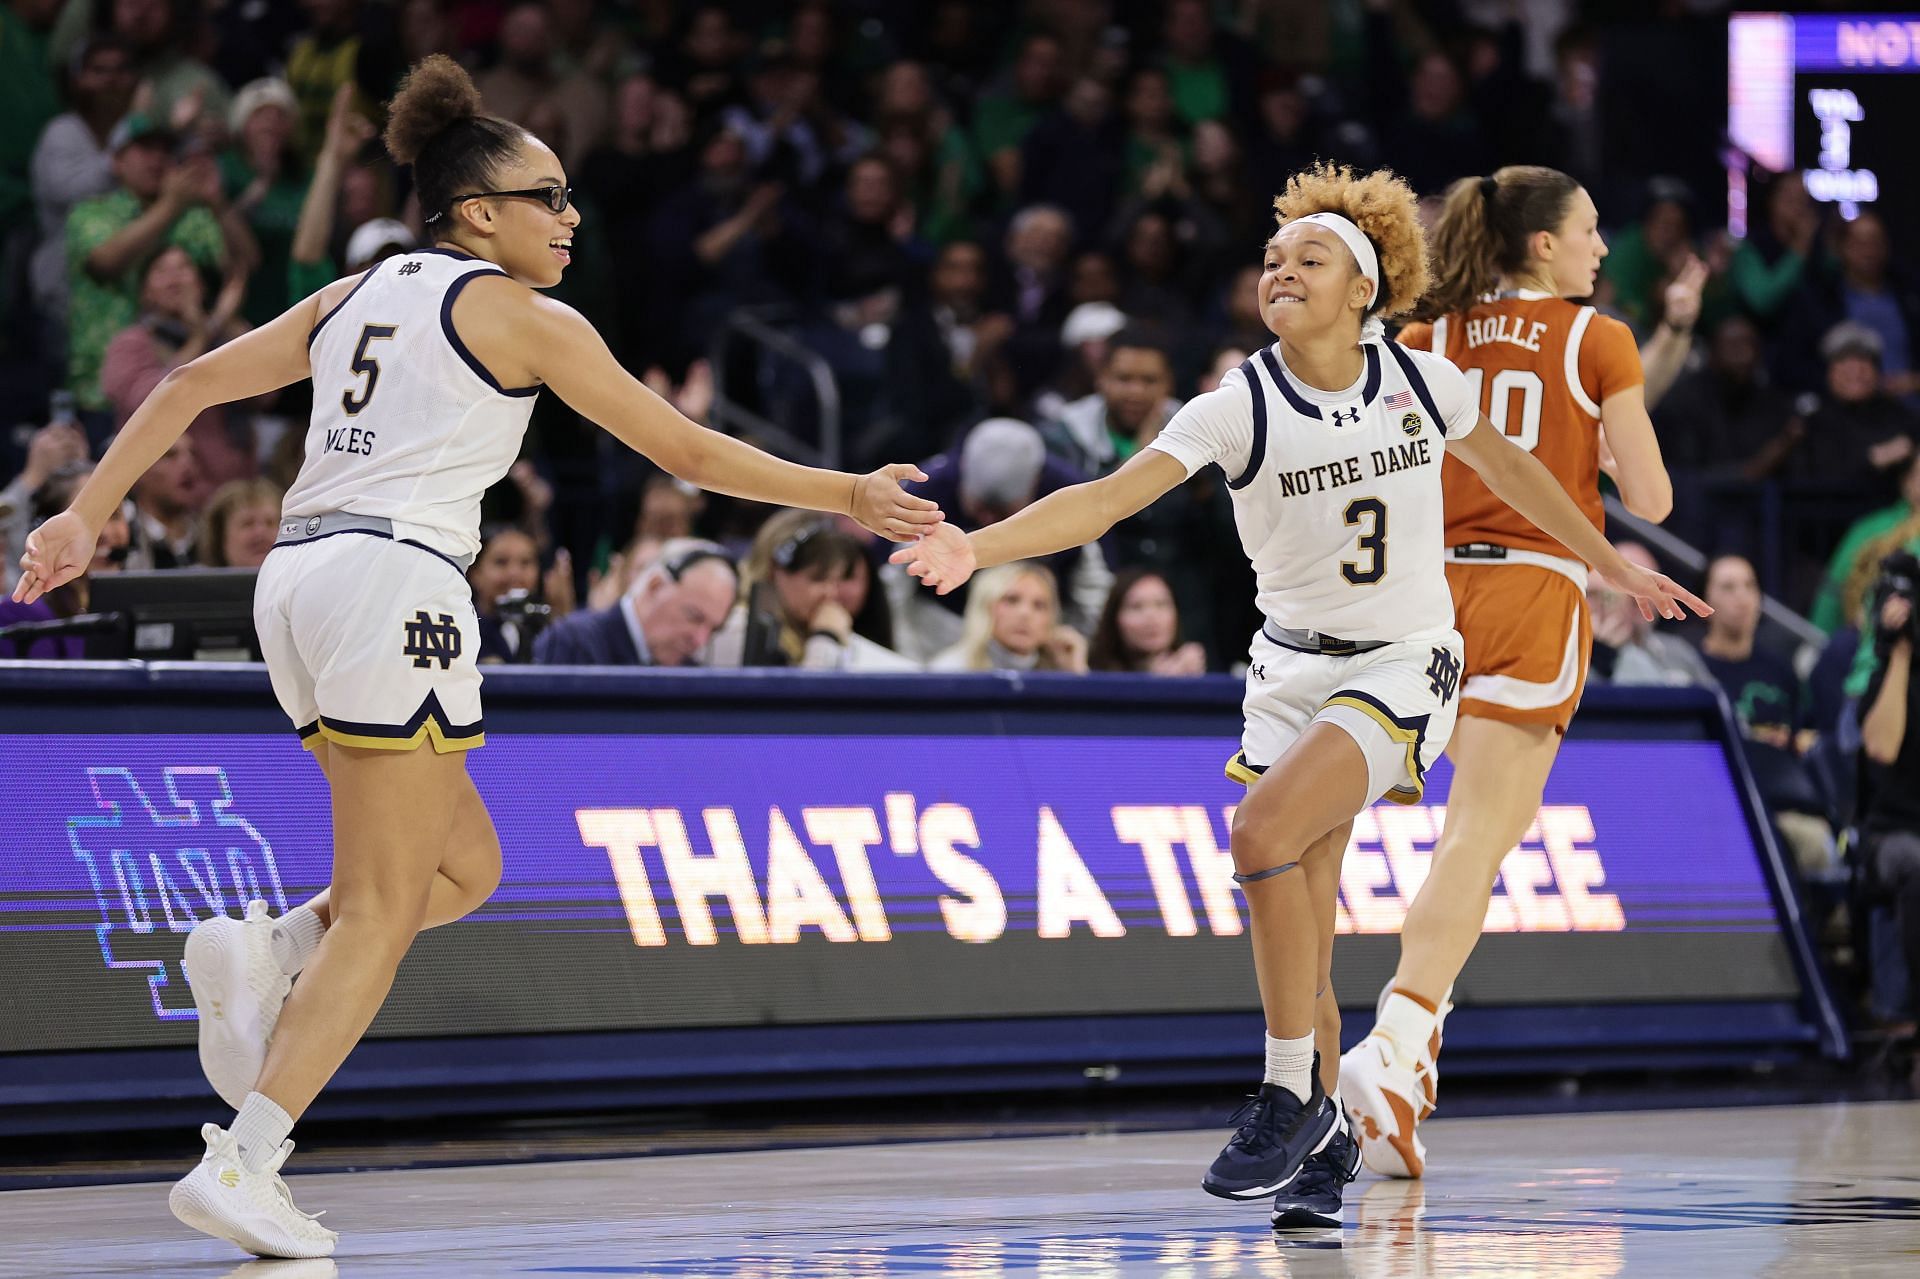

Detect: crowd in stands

[2,0,1920,1051]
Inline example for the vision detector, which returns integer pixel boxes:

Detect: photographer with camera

[1859,546,1920,1054]
[468,523,573,664]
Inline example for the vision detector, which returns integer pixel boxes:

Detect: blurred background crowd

[0,0,1918,1053]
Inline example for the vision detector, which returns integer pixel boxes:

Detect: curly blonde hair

[1271,162,1429,321]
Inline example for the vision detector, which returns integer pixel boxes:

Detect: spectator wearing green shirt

[1161,0,1255,127]
[65,114,256,416]
[221,78,307,326]
[1813,455,1920,634]
[971,33,1063,208]
[1731,171,1822,329]
[0,0,63,337]
[110,0,231,133]
[1042,326,1180,479]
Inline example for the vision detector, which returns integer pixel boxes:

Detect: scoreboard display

[1729,13,1920,228]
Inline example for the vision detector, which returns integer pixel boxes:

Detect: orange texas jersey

[1399,292,1642,558]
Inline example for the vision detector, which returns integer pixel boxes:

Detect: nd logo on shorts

[402,610,463,669]
[1425,646,1461,703]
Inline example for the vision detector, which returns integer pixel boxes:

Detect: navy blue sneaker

[1271,1104,1362,1229]
[1201,1058,1339,1201]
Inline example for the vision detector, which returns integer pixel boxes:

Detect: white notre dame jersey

[282,249,539,560]
[1151,338,1480,643]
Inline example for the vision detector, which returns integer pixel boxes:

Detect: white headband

[1286,212,1384,340]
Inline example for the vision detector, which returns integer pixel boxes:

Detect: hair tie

[1478,175,1499,201]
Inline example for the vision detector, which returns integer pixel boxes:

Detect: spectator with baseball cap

[29,34,138,343]
[1774,322,1920,498]
[65,111,256,422]
[221,78,305,324]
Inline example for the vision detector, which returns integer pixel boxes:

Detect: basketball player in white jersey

[893,162,1706,1229]
[14,56,939,1259]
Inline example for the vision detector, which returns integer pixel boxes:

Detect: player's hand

[1602,557,1712,623]
[12,510,97,605]
[888,522,975,595]
[850,463,940,541]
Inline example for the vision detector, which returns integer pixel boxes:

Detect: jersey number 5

[1462,367,1543,453]
[342,323,398,416]
[1342,497,1387,585]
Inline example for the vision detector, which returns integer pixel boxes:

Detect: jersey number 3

[1342,497,1387,585]
[342,323,398,416]
[1462,367,1543,453]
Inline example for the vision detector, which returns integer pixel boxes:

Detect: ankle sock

[1263,1032,1315,1105]
[270,905,326,976]
[231,1091,294,1173]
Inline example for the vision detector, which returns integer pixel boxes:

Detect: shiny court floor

[4,1101,1919,1277]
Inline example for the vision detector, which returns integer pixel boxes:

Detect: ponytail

[1421,165,1582,319]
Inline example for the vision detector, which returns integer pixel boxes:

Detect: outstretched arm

[503,290,941,540]
[13,282,330,603]
[1596,384,1674,522]
[891,448,1187,594]
[1450,417,1708,622]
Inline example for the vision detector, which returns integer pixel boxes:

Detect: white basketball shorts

[254,532,485,753]
[1226,627,1464,805]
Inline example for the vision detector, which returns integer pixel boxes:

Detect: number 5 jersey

[283,249,540,563]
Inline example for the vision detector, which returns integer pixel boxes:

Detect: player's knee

[1229,805,1301,874]
[459,839,502,906]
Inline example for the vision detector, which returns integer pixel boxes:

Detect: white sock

[231,1091,294,1173]
[1262,1032,1315,1104]
[270,905,326,976]
[1375,991,1439,1071]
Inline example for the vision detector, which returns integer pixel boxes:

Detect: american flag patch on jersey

[1384,389,1414,410]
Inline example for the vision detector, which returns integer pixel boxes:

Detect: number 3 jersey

[1398,291,1643,558]
[1149,339,1480,643]
[281,250,540,561]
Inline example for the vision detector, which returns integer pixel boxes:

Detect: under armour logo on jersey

[1426,646,1462,703]
[1330,406,1363,429]
[403,611,462,669]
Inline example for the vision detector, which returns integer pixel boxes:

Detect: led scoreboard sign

[1730,13,1920,228]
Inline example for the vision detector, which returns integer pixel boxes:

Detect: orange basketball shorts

[1444,552,1592,733]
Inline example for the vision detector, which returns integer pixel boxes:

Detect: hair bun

[384,54,483,167]
[1478,175,1500,201]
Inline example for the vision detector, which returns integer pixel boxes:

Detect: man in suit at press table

[533,538,737,667]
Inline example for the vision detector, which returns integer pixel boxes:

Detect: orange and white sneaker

[1338,1032,1433,1178]
[1376,983,1451,1119]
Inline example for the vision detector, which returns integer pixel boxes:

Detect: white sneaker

[169,1123,338,1259]
[1338,1032,1434,1179]
[184,900,292,1110]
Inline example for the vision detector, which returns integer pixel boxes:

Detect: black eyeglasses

[431,185,573,222]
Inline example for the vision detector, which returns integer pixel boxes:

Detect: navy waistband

[1261,620,1389,656]
[276,513,474,574]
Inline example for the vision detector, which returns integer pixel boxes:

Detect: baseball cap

[346,218,419,271]
[1061,301,1127,348]
[107,112,175,154]
[1821,320,1884,365]
[229,77,298,136]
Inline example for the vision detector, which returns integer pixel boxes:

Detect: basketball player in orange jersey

[1337,167,1678,1179]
